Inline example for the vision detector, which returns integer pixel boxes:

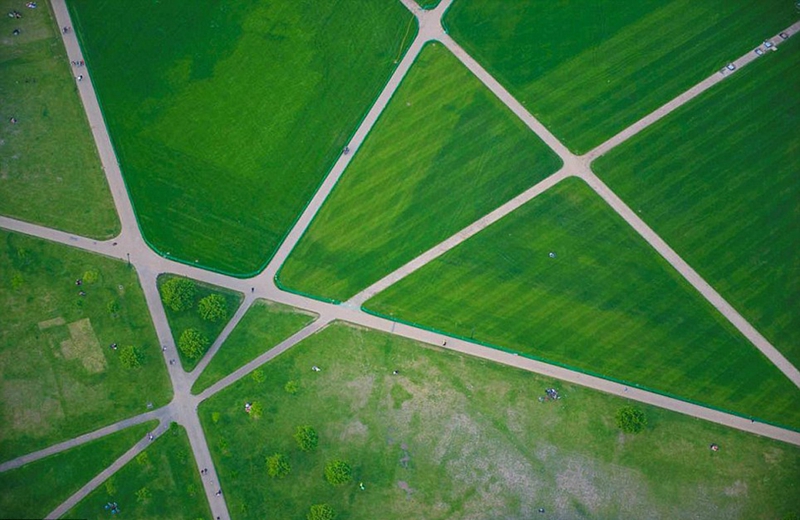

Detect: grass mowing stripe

[446,0,799,153]
[0,0,119,238]
[365,178,800,429]
[0,420,156,520]
[192,300,317,395]
[279,43,562,301]
[593,34,800,368]
[67,0,415,274]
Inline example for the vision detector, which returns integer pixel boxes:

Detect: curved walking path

[1,2,799,519]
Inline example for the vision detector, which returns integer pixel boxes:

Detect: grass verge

[199,323,800,519]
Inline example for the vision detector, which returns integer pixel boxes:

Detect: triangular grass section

[593,35,800,368]
[0,420,155,520]
[278,42,562,302]
[65,423,211,520]
[157,274,243,372]
[365,178,800,429]
[192,300,318,395]
[198,323,800,519]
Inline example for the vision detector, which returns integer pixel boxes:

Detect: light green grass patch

[0,0,119,238]
[157,274,242,372]
[365,178,800,429]
[0,420,156,520]
[192,299,317,395]
[199,323,800,519]
[279,43,562,301]
[0,230,171,462]
[67,0,415,274]
[446,0,799,153]
[593,34,800,367]
[65,424,211,520]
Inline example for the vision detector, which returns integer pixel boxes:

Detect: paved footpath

[1,2,799,519]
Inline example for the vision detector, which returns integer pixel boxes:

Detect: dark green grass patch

[279,43,562,301]
[413,0,442,9]
[593,35,800,367]
[157,274,242,372]
[365,178,800,429]
[0,0,118,238]
[199,323,800,519]
[446,0,799,153]
[66,423,211,520]
[0,420,155,520]
[192,299,317,395]
[0,230,172,462]
[66,0,415,274]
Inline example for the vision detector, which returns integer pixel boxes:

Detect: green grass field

[365,178,800,429]
[199,323,800,519]
[279,43,562,301]
[192,299,317,395]
[0,230,172,462]
[66,423,211,520]
[157,274,242,372]
[0,0,119,238]
[0,420,155,519]
[593,35,800,368]
[445,0,799,153]
[66,0,415,275]
[413,0,442,9]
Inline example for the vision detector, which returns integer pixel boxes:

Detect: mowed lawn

[365,179,800,429]
[66,424,211,520]
[0,0,118,238]
[157,274,242,372]
[66,0,415,275]
[279,43,562,302]
[200,323,800,520]
[593,36,800,368]
[192,299,317,395]
[0,421,154,520]
[0,230,171,462]
[446,0,799,153]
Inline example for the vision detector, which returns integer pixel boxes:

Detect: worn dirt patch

[340,419,368,441]
[37,317,65,330]
[62,318,105,373]
[1,379,64,437]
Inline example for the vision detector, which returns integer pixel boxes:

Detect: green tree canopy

[266,453,290,479]
[178,328,209,360]
[198,293,228,322]
[324,460,352,486]
[307,504,336,520]
[294,425,318,452]
[615,406,647,434]
[160,277,196,312]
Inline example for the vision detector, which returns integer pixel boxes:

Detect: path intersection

[1,1,799,518]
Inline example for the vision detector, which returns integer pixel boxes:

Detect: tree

[307,504,336,520]
[294,426,318,452]
[615,406,647,434]
[119,345,143,368]
[251,368,266,383]
[160,277,196,312]
[266,453,290,479]
[178,328,209,359]
[198,293,228,322]
[324,460,352,485]
[249,401,263,420]
[284,380,298,394]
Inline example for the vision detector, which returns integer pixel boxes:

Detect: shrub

[119,345,143,368]
[211,411,221,424]
[160,277,196,312]
[266,453,290,478]
[83,269,99,284]
[284,380,298,394]
[615,406,647,434]
[307,504,336,520]
[198,293,228,322]
[249,401,263,420]
[251,368,266,383]
[10,271,24,290]
[178,328,209,359]
[294,426,318,452]
[324,460,352,486]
